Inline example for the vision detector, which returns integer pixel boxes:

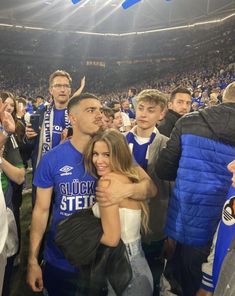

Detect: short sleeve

[33,152,55,188]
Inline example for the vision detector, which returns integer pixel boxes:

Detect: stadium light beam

[122,0,142,10]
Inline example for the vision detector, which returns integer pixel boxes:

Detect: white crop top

[92,203,141,244]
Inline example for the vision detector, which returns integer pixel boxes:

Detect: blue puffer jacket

[156,103,235,246]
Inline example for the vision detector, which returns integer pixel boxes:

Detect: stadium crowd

[0,17,235,296]
[0,62,234,296]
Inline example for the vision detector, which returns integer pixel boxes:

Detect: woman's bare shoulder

[103,172,132,184]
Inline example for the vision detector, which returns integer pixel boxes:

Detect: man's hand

[71,76,86,98]
[196,288,213,296]
[25,124,38,139]
[0,98,7,119]
[80,76,85,90]
[96,173,130,207]
[162,237,176,260]
[27,262,43,292]
[60,128,68,143]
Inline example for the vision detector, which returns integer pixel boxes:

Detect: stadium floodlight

[122,0,142,10]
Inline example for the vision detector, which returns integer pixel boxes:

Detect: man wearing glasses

[25,70,85,206]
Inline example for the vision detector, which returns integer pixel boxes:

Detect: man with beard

[158,86,191,137]
[27,94,157,296]
[156,82,235,296]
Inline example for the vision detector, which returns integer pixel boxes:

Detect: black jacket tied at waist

[55,208,132,296]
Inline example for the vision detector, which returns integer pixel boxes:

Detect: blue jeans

[108,239,153,296]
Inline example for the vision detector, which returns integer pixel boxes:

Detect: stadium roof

[0,0,235,34]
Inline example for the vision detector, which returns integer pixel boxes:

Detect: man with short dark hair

[27,93,157,296]
[158,86,191,137]
[35,95,46,111]
[111,108,123,131]
[27,93,103,296]
[121,98,135,119]
[101,107,113,130]
[108,100,131,132]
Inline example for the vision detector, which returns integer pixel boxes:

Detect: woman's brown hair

[84,129,149,234]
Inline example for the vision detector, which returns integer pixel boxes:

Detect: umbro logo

[59,165,74,176]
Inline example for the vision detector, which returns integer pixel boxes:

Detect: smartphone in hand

[30,114,41,133]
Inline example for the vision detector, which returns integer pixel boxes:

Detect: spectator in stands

[125,89,171,295]
[111,108,123,131]
[35,95,46,111]
[101,107,113,130]
[192,101,199,111]
[25,97,36,114]
[108,100,131,132]
[0,100,17,296]
[208,93,220,107]
[155,82,235,296]
[200,91,209,107]
[16,97,27,120]
[121,98,135,119]
[128,87,138,110]
[24,70,85,206]
[0,92,26,262]
[0,95,25,295]
[157,87,191,137]
[192,89,202,104]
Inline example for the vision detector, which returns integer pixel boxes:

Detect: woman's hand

[0,99,15,133]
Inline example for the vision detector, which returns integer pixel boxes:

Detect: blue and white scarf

[126,127,157,171]
[36,102,70,167]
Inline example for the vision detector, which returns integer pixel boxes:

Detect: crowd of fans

[0,46,234,106]
[0,68,234,296]
[0,17,235,296]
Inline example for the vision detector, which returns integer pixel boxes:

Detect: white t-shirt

[121,112,131,127]
[120,112,131,132]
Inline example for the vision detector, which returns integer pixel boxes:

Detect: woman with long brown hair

[84,128,153,295]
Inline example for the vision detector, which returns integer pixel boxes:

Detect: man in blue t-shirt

[27,93,103,296]
[25,70,85,206]
[27,93,157,296]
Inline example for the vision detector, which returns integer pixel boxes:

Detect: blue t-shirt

[37,104,45,111]
[34,140,96,272]
[52,109,68,148]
